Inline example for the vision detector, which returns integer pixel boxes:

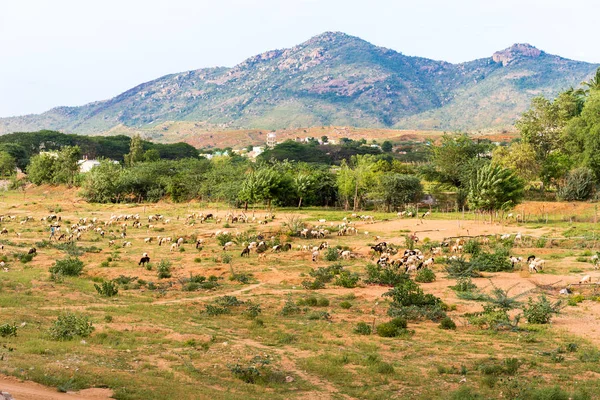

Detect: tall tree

[0,151,16,177]
[468,164,524,215]
[124,134,144,167]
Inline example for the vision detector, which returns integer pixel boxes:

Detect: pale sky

[1,0,598,118]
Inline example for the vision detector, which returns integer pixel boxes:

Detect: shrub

[94,281,119,297]
[49,257,84,279]
[205,304,230,316]
[215,296,244,307]
[439,316,457,330]
[415,268,436,283]
[470,247,512,272]
[558,167,596,201]
[317,297,330,307]
[48,313,94,341]
[444,257,480,278]
[464,240,481,255]
[449,276,478,292]
[365,263,409,286]
[390,317,407,329]
[215,232,233,247]
[244,303,262,319]
[0,323,18,337]
[280,297,301,316]
[376,362,395,374]
[301,279,325,290]
[228,355,271,384]
[156,260,172,279]
[523,294,561,324]
[334,271,360,288]
[354,322,372,335]
[376,322,405,337]
[307,311,331,320]
[339,301,352,309]
[324,247,339,261]
[568,294,584,306]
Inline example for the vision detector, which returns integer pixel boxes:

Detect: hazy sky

[1,0,598,117]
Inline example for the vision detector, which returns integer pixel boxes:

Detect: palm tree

[582,67,600,93]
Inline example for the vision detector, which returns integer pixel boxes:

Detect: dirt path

[0,374,112,400]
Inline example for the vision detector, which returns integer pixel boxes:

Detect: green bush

[353,322,372,335]
[439,316,457,330]
[216,232,233,246]
[324,247,339,261]
[415,268,436,283]
[365,263,409,286]
[244,303,262,319]
[94,281,119,297]
[376,362,395,374]
[390,317,407,329]
[0,323,18,337]
[523,294,561,324]
[49,257,84,279]
[376,322,408,338]
[48,313,94,341]
[450,276,478,292]
[558,167,596,201]
[205,304,230,316]
[334,271,360,288]
[339,301,352,309]
[156,260,172,279]
[280,298,301,316]
[464,240,481,255]
[307,311,331,321]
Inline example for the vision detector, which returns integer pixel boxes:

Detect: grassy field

[1,186,600,399]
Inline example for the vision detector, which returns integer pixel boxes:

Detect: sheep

[223,241,235,251]
[195,239,204,249]
[177,237,184,247]
[28,247,36,255]
[272,245,282,253]
[341,250,352,260]
[170,243,178,252]
[241,247,250,257]
[312,251,319,262]
[123,241,132,248]
[144,237,153,243]
[108,240,115,246]
[422,257,435,268]
[509,256,523,268]
[580,275,592,284]
[138,253,150,266]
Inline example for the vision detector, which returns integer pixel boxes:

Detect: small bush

[568,294,585,306]
[205,304,230,316]
[450,276,478,292]
[415,268,436,283]
[324,247,339,261]
[339,301,352,309]
[354,322,372,335]
[94,281,119,297]
[376,362,395,374]
[48,313,94,341]
[334,271,360,288]
[49,257,84,279]
[301,278,325,290]
[523,294,561,324]
[280,298,301,316]
[216,232,233,247]
[307,311,331,321]
[0,323,18,337]
[558,167,596,201]
[244,303,262,319]
[156,260,172,279]
[439,316,457,330]
[376,322,402,337]
[464,240,481,255]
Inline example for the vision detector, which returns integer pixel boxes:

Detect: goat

[312,251,319,262]
[138,253,150,267]
[28,247,36,255]
[241,247,250,257]
[580,275,592,285]
[223,241,235,251]
[195,239,204,249]
[170,243,178,252]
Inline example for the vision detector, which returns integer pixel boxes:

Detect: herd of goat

[0,211,598,287]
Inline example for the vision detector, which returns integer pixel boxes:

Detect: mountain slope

[1,32,598,134]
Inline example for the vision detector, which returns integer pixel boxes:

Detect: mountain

[1,32,598,135]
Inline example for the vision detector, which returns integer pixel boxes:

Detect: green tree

[379,174,423,212]
[468,164,524,215]
[124,134,144,167]
[293,172,313,208]
[582,67,600,93]
[53,146,82,186]
[430,135,490,187]
[516,97,565,160]
[143,149,161,162]
[0,151,16,177]
[492,142,540,183]
[557,167,596,201]
[381,140,393,152]
[26,153,57,185]
[350,155,378,211]
[81,160,123,203]
[336,160,355,210]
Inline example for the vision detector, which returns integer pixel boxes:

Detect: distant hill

[1,32,598,134]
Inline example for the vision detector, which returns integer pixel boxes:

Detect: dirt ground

[0,374,112,400]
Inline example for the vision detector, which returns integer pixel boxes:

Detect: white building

[266,132,277,147]
[78,159,101,173]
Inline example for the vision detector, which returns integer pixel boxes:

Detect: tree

[379,174,423,212]
[53,146,81,186]
[349,155,378,211]
[430,134,490,187]
[516,97,565,160]
[26,153,57,185]
[492,142,540,183]
[321,136,328,143]
[124,134,144,167]
[0,151,16,177]
[582,67,600,93]
[143,149,160,162]
[381,140,393,153]
[80,160,123,203]
[293,172,313,208]
[336,160,355,210]
[468,164,524,215]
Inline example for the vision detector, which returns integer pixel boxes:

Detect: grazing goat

[580,275,592,285]
[28,247,36,255]
[241,247,250,257]
[138,253,150,267]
